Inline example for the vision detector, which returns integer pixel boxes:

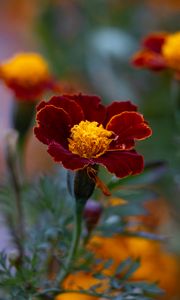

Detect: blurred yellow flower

[55,292,97,300]
[55,195,179,300]
[63,271,108,293]
[89,235,179,299]
[55,271,108,300]
[0,53,54,101]
[162,32,180,71]
[88,196,179,299]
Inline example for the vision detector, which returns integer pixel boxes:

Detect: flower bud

[67,167,97,206]
[83,199,103,232]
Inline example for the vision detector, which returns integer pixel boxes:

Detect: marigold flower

[132,31,180,78]
[34,94,152,179]
[0,53,54,100]
[89,235,179,299]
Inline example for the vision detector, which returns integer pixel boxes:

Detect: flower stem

[12,100,35,145]
[5,131,25,260]
[171,79,180,130]
[57,201,83,285]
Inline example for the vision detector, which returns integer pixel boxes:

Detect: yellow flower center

[162,32,180,71]
[68,120,113,159]
[0,53,50,86]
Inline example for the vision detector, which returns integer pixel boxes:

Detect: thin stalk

[11,166,24,244]
[171,79,180,130]
[56,202,83,285]
[83,230,92,246]
[12,100,35,146]
[5,133,25,259]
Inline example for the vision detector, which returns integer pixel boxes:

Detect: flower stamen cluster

[68,120,114,159]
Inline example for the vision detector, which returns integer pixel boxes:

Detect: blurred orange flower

[0,53,55,101]
[149,0,180,12]
[132,31,180,79]
[55,195,179,300]
[89,235,179,299]
[55,293,97,300]
[55,271,109,300]
[63,271,108,292]
[56,235,179,299]
[109,196,171,232]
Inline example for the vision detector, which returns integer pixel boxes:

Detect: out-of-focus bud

[3,129,19,159]
[7,248,20,267]
[83,199,103,232]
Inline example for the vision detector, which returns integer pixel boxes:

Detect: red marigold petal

[34,105,71,147]
[142,33,168,53]
[109,139,135,151]
[65,93,106,124]
[48,142,89,170]
[36,96,84,125]
[6,80,50,101]
[105,101,137,125]
[36,100,47,111]
[95,150,144,178]
[131,51,147,67]
[106,111,152,150]
[132,50,167,71]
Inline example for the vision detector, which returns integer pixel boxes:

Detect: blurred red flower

[34,94,152,178]
[0,53,56,101]
[132,32,180,79]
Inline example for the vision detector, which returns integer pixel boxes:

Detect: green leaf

[113,188,157,202]
[105,203,146,217]
[122,258,141,280]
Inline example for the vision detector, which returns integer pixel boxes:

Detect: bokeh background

[0,0,179,299]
